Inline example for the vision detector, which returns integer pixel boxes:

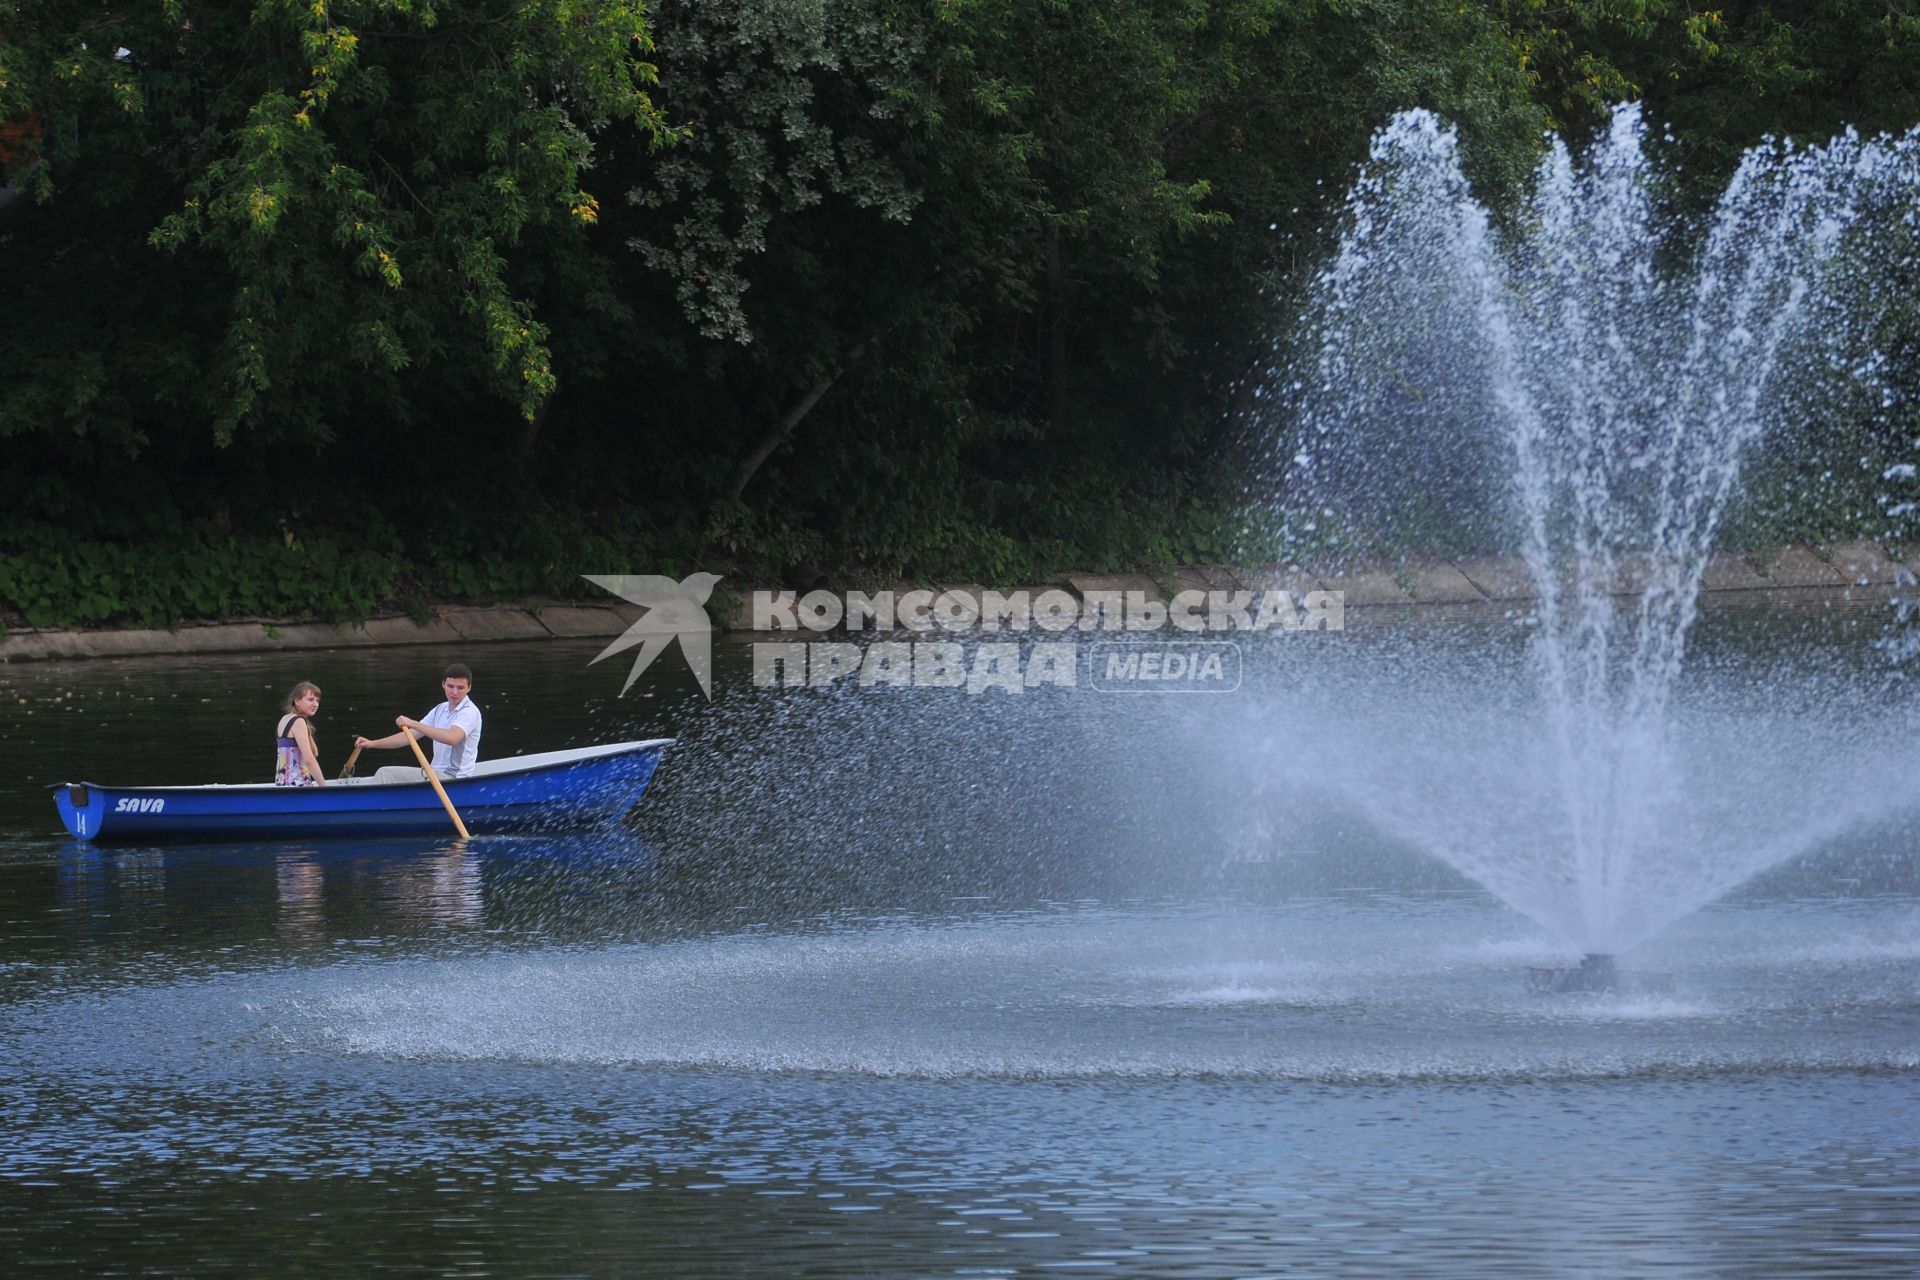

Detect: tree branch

[729,339,868,501]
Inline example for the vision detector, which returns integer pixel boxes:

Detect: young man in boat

[354,664,485,781]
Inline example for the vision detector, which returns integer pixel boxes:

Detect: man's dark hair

[444,663,474,682]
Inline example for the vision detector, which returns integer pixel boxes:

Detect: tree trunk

[514,391,554,460]
[1046,229,1069,425]
[728,342,868,501]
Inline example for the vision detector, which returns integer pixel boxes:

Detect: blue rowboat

[51,739,672,843]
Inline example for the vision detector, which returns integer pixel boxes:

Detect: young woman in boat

[353,664,484,779]
[274,681,328,786]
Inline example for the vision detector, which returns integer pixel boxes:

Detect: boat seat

[372,766,429,784]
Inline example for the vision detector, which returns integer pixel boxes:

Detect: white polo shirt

[420,698,483,777]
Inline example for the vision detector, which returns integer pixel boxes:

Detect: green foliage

[1497,1,1920,162]
[0,500,687,630]
[0,522,401,629]
[629,0,925,344]
[0,0,675,447]
[701,497,829,573]
[3,0,1915,618]
[0,483,1270,632]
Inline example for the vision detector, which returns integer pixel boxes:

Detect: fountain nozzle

[1525,953,1673,996]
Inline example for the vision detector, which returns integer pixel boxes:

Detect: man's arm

[395,715,465,747]
[355,716,464,751]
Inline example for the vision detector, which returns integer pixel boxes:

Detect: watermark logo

[584,573,722,697]
[584,577,1343,697]
[752,641,1082,695]
[748,586,1342,635]
[1089,641,1241,693]
[745,585,1339,695]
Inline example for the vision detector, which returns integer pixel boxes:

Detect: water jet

[1278,104,1920,956]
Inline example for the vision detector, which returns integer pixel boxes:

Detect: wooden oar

[337,742,364,781]
[404,727,471,839]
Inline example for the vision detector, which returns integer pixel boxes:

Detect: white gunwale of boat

[71,738,675,792]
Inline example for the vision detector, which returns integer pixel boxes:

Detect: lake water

[3,605,1918,1276]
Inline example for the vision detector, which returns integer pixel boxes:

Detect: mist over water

[1275,105,1920,953]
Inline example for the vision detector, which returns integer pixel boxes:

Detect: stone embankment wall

[1,541,1909,664]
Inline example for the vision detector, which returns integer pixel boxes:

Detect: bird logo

[583,572,724,698]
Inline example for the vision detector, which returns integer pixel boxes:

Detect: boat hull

[52,740,671,843]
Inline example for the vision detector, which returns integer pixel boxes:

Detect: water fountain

[1280,104,1920,976]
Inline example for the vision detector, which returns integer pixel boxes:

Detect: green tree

[1498,1,1920,159]
[0,0,675,452]
[592,0,1547,579]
